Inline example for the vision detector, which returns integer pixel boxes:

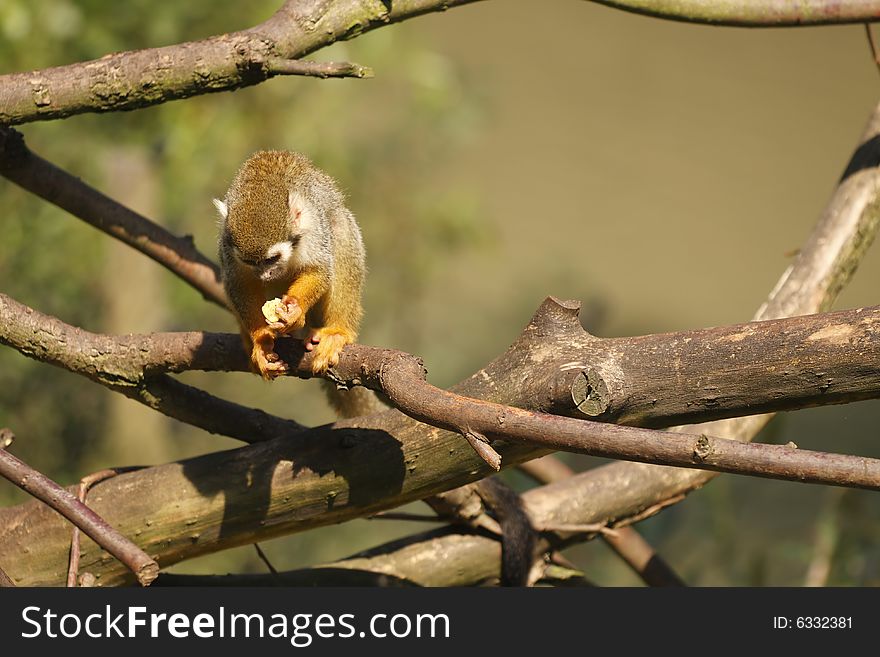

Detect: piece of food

[261,298,285,324]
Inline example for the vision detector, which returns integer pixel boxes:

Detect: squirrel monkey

[215,150,365,379]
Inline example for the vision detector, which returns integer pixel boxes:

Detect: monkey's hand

[305,327,355,374]
[264,296,306,336]
[250,326,287,380]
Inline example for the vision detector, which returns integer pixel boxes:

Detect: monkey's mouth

[258,265,286,282]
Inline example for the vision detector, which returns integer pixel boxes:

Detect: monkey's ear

[288,191,304,225]
[212,198,228,219]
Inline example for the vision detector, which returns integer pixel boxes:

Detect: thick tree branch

[5,292,878,433]
[0,126,227,308]
[0,434,157,586]
[0,0,480,125]
[153,473,687,588]
[1,292,880,584]
[519,455,684,587]
[0,293,303,441]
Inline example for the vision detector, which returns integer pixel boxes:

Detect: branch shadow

[179,420,407,545]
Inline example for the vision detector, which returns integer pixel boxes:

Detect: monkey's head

[214,151,333,282]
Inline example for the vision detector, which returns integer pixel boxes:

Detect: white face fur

[258,240,294,282]
[213,191,316,282]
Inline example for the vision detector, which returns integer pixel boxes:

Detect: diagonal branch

[0,566,14,587]
[520,455,685,587]
[0,293,303,441]
[0,126,227,308]
[0,432,158,586]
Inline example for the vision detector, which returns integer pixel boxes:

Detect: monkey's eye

[262,254,281,266]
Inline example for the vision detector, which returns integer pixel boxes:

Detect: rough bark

[0,0,480,125]
[3,0,879,126]
[3,292,878,433]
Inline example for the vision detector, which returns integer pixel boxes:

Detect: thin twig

[0,440,158,586]
[461,430,502,471]
[369,512,443,523]
[592,0,880,26]
[253,543,279,575]
[866,24,880,77]
[68,468,141,587]
[265,58,374,79]
[518,455,575,483]
[0,565,14,587]
[540,522,619,538]
[539,563,595,587]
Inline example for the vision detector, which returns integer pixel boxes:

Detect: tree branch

[6,291,878,434]
[0,0,479,125]
[264,58,374,79]
[1,0,878,127]
[0,433,157,586]
[2,292,880,584]
[0,293,303,441]
[519,454,685,587]
[0,566,14,587]
[590,0,880,26]
[0,126,227,308]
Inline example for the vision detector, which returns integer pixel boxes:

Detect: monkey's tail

[475,478,537,587]
[323,381,536,585]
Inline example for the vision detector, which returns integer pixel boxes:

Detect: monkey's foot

[251,342,287,380]
[268,296,305,335]
[304,328,353,373]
